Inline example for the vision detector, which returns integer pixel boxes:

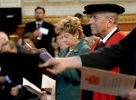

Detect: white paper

[37,37,41,40]
[23,77,56,99]
[23,78,41,95]
[81,67,136,97]
[42,74,56,93]
[40,27,49,35]
[51,85,56,100]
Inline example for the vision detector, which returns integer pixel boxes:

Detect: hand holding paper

[39,27,49,35]
[40,52,53,62]
[81,67,136,97]
[25,43,47,53]
[124,89,136,100]
[33,29,42,37]
[11,86,20,96]
[41,74,56,93]
[23,75,55,100]
[32,48,47,54]
[23,78,42,96]
[38,91,47,100]
[39,56,81,75]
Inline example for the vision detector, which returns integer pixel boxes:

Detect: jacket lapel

[59,48,69,57]
[90,39,100,52]
[33,22,37,30]
[68,39,86,57]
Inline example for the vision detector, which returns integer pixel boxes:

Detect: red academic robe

[90,31,126,100]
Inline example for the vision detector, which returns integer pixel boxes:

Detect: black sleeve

[80,44,125,70]
[80,27,136,71]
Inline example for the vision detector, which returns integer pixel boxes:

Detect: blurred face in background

[23,38,35,51]
[56,35,67,51]
[1,44,17,53]
[35,9,45,21]
[51,37,59,50]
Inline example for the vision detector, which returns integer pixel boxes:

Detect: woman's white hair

[0,32,9,41]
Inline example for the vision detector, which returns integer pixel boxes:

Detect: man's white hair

[0,32,9,41]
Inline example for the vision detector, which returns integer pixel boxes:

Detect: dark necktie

[37,24,41,29]
[97,41,104,49]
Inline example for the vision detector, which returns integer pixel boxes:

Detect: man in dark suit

[23,6,55,56]
[0,40,41,100]
[39,26,136,100]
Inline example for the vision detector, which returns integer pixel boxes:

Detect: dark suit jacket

[0,45,41,88]
[56,39,90,100]
[23,21,55,56]
[79,28,136,100]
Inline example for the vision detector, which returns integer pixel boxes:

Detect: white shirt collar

[100,27,117,43]
[35,21,43,25]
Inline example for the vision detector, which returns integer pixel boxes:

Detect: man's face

[1,45,17,53]
[35,9,45,21]
[88,12,109,37]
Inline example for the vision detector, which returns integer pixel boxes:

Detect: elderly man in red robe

[81,3,127,100]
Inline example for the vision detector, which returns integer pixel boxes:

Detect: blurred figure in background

[22,32,38,52]
[74,13,96,48]
[51,34,60,57]
[17,37,23,47]
[74,13,92,37]
[23,6,55,56]
[84,36,95,48]
[56,34,67,52]
[0,31,9,50]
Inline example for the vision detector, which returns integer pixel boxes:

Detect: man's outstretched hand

[39,58,69,75]
[39,56,81,75]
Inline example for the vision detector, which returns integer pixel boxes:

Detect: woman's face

[51,37,58,50]
[60,32,78,48]
[23,38,35,51]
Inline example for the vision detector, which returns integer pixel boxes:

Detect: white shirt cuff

[77,56,82,67]
[5,75,12,83]
[18,84,22,89]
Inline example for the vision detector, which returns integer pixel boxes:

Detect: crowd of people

[0,3,135,100]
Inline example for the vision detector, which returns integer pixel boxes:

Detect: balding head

[1,40,17,53]
[0,32,9,50]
